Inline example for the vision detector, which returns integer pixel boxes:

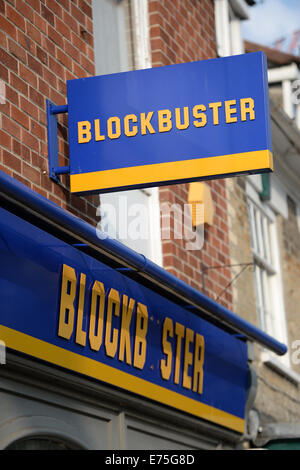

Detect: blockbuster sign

[67,52,273,195]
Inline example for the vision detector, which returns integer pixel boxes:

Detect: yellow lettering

[119,295,135,365]
[182,328,194,390]
[124,114,138,137]
[175,107,189,130]
[193,333,205,394]
[225,99,238,123]
[240,97,255,121]
[193,104,207,128]
[105,288,120,358]
[78,120,91,143]
[174,322,185,384]
[75,273,87,346]
[160,317,173,381]
[58,264,77,340]
[140,112,155,135]
[107,116,121,139]
[94,119,105,141]
[158,109,172,133]
[89,280,105,351]
[208,102,222,125]
[133,302,148,369]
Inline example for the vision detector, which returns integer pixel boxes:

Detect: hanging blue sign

[66,52,272,194]
[0,204,247,433]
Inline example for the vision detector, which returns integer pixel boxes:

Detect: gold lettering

[208,102,222,125]
[240,97,255,121]
[174,322,185,384]
[193,104,207,128]
[158,109,172,133]
[160,317,173,380]
[107,116,121,139]
[175,107,189,130]
[58,264,77,340]
[105,288,120,358]
[182,327,194,390]
[75,273,87,346]
[89,280,105,351]
[78,121,91,143]
[225,99,238,123]
[140,112,155,135]
[124,114,138,137]
[94,119,105,141]
[119,295,135,365]
[133,302,148,369]
[193,333,205,394]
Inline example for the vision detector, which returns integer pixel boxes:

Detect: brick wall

[278,197,300,376]
[149,0,233,310]
[0,0,98,224]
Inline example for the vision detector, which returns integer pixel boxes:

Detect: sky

[242,0,300,51]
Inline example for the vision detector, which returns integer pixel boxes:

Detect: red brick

[0,63,8,81]
[29,86,44,108]
[11,104,30,129]
[3,148,21,172]
[47,24,64,48]
[36,46,48,65]
[20,95,39,120]
[8,38,27,63]
[10,71,28,96]
[15,0,34,22]
[0,129,12,150]
[0,14,17,40]
[46,0,63,17]
[5,84,18,106]
[13,172,32,189]
[41,35,55,56]
[71,2,85,23]
[26,0,41,13]
[0,47,18,73]
[22,161,41,185]
[56,48,72,71]
[34,12,47,34]
[21,128,39,152]
[41,4,54,26]
[1,110,21,142]
[6,3,25,31]
[30,119,46,140]
[62,9,78,33]
[57,0,70,12]
[26,21,42,45]
[55,16,71,40]
[17,30,34,53]
[27,53,43,76]
[78,0,92,17]
[19,63,38,88]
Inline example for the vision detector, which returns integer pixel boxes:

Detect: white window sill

[261,352,300,384]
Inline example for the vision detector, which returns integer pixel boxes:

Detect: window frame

[246,181,290,367]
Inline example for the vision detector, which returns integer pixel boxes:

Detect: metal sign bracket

[46,100,70,183]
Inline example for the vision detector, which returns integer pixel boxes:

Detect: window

[247,186,290,367]
[214,0,250,57]
[92,0,162,265]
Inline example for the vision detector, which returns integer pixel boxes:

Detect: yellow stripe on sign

[0,325,245,434]
[70,149,273,193]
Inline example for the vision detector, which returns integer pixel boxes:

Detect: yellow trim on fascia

[70,150,273,193]
[0,325,245,434]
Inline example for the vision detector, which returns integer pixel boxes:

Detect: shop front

[0,169,286,450]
